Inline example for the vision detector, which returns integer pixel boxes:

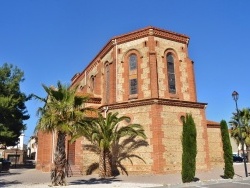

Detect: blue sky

[1,0,250,144]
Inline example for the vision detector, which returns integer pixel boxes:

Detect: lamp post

[232,91,248,177]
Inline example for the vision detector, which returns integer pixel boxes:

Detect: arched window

[90,75,95,92]
[167,53,176,94]
[129,54,138,95]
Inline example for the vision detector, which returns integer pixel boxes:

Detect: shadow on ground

[193,177,200,182]
[69,177,122,185]
[220,175,236,179]
[0,171,20,177]
[0,179,22,187]
[10,164,36,169]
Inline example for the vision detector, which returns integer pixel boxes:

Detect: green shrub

[220,120,234,178]
[181,114,197,183]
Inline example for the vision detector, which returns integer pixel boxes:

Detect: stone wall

[207,127,224,167]
[79,103,213,175]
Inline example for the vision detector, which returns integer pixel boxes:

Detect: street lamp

[232,91,248,177]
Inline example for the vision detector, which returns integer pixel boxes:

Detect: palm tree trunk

[104,149,112,177]
[51,131,67,186]
[99,149,106,178]
[99,149,112,178]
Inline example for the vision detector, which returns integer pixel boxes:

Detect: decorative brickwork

[36,26,223,175]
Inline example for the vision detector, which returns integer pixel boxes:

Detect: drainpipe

[103,106,109,118]
[113,39,118,102]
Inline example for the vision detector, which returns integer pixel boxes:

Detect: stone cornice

[207,120,220,128]
[207,125,220,128]
[99,98,207,110]
[112,26,189,45]
[87,97,102,104]
[75,92,102,104]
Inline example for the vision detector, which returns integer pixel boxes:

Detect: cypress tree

[220,120,234,178]
[182,114,197,183]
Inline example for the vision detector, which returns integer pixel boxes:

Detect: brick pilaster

[150,103,165,173]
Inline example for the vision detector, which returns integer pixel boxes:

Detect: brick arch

[121,48,143,63]
[103,60,112,66]
[123,113,135,124]
[178,112,187,125]
[121,49,143,101]
[161,48,182,100]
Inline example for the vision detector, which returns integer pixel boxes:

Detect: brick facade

[37,26,224,174]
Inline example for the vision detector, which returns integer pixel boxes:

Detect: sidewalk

[1,163,250,187]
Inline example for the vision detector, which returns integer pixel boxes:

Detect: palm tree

[73,111,147,178]
[230,108,250,160]
[33,81,92,186]
[81,135,148,176]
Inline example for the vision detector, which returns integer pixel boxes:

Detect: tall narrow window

[90,75,95,92]
[129,54,138,96]
[105,64,110,103]
[167,53,176,94]
[129,54,137,71]
[130,79,138,95]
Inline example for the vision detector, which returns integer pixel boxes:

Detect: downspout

[114,39,118,102]
[103,106,109,118]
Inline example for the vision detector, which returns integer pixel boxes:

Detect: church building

[36,26,223,175]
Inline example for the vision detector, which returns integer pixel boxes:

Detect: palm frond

[73,111,148,176]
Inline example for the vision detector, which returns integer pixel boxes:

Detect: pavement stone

[0,163,250,187]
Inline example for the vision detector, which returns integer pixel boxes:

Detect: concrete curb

[163,176,250,187]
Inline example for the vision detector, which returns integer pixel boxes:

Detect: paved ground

[1,163,250,187]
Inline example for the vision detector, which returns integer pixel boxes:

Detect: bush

[220,120,234,178]
[181,114,197,183]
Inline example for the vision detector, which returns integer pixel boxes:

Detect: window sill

[129,94,138,100]
[169,93,179,99]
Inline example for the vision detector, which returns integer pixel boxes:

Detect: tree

[0,63,30,146]
[230,108,250,161]
[181,114,197,183]
[72,112,147,178]
[33,81,91,186]
[220,120,234,178]
[82,135,148,176]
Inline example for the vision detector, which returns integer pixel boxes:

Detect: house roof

[207,120,220,128]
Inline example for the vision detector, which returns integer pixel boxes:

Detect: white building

[27,136,37,160]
